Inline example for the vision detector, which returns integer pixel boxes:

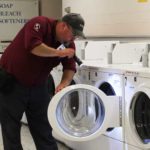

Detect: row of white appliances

[48,41,150,150]
[71,64,150,150]
[82,41,150,150]
[85,41,150,150]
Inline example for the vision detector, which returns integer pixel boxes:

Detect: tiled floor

[0,124,70,150]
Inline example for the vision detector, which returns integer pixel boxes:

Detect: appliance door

[48,84,121,142]
[129,87,150,149]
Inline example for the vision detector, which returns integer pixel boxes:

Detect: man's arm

[55,70,75,93]
[31,43,75,58]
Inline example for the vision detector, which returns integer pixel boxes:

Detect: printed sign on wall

[137,0,148,2]
[0,0,39,41]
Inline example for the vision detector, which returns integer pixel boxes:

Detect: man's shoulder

[29,16,56,23]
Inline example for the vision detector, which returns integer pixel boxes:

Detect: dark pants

[0,79,58,150]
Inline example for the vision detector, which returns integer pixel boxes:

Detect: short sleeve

[24,16,48,51]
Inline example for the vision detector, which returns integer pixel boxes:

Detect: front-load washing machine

[80,65,125,144]
[48,83,122,150]
[124,69,150,150]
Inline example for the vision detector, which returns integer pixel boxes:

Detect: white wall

[62,0,150,37]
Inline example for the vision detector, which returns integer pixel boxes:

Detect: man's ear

[62,22,67,30]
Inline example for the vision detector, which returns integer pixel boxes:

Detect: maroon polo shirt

[0,16,76,87]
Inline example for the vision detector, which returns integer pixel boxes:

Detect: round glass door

[130,91,150,144]
[48,84,120,141]
[56,88,105,137]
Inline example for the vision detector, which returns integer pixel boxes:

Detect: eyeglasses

[66,24,78,39]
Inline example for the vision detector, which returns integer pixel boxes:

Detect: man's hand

[55,70,75,93]
[55,83,68,93]
[58,48,75,58]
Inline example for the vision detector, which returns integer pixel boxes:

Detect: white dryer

[84,41,119,64]
[112,42,149,67]
[124,69,150,150]
[83,42,149,70]
[48,83,122,150]
[82,42,149,78]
